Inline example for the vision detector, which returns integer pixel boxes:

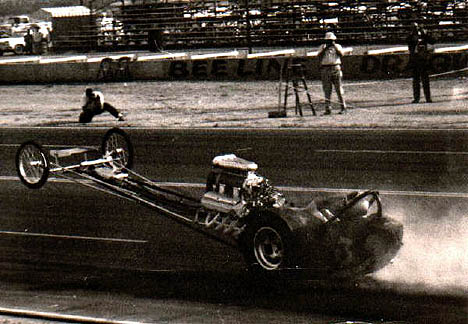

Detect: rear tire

[240,215,293,273]
[101,128,134,170]
[16,141,49,189]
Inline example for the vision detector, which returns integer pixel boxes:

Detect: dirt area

[0,76,466,128]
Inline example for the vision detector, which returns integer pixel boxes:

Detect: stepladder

[282,62,316,117]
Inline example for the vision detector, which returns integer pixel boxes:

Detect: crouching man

[79,88,125,123]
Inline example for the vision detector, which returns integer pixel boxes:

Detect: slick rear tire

[240,215,293,274]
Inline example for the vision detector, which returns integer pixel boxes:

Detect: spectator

[46,28,53,53]
[79,88,125,123]
[317,32,347,115]
[24,29,32,54]
[41,27,51,54]
[407,22,435,103]
[31,25,42,55]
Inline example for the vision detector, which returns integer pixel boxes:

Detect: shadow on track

[3,264,466,324]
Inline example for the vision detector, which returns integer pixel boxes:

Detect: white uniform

[82,90,105,112]
[79,90,123,123]
[318,42,346,113]
[318,43,344,66]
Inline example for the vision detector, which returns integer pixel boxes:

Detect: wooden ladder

[283,62,316,117]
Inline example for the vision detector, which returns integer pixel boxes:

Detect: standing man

[317,31,347,115]
[24,29,33,54]
[407,22,435,103]
[79,88,125,123]
[31,25,43,55]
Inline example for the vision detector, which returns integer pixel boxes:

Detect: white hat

[324,32,337,40]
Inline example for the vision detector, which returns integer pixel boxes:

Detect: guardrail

[0,45,466,83]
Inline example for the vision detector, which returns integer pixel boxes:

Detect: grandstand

[54,0,468,52]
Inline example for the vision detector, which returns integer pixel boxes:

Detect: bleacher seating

[58,0,468,52]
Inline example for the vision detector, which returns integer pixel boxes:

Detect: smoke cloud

[374,196,468,295]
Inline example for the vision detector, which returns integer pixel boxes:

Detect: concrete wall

[0,50,466,84]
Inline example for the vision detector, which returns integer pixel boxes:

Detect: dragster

[16,128,403,277]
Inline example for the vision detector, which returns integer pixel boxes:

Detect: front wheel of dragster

[240,215,293,274]
[15,141,50,189]
[101,128,134,170]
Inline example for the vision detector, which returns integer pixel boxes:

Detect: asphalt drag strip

[1,175,467,300]
[0,264,466,324]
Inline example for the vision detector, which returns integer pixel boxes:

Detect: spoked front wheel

[101,128,134,170]
[16,141,50,189]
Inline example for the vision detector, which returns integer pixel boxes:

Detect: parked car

[8,15,31,36]
[0,34,26,55]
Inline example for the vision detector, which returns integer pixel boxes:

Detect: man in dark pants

[79,88,125,123]
[407,22,435,103]
[24,29,33,54]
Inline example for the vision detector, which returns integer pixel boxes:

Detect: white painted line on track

[2,143,468,156]
[0,143,99,150]
[0,231,147,244]
[6,176,465,199]
[316,149,468,155]
[161,181,468,198]
[0,143,72,148]
[0,307,146,324]
[156,182,468,199]
[0,176,72,184]
[2,176,468,198]
[2,126,468,132]
[279,186,468,199]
